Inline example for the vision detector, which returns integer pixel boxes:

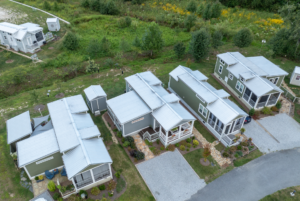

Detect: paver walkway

[32,173,68,196]
[132,134,154,160]
[279,96,292,116]
[188,148,300,201]
[193,127,231,167]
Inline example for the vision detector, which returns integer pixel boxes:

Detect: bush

[79,190,88,196]
[175,143,180,147]
[229,146,237,152]
[118,17,131,28]
[222,152,229,157]
[81,0,90,8]
[179,145,185,151]
[186,138,192,143]
[254,111,260,117]
[240,141,248,146]
[104,58,114,68]
[184,14,196,31]
[123,141,130,147]
[249,146,254,151]
[121,138,126,143]
[99,184,106,190]
[43,1,51,10]
[187,143,192,148]
[53,192,60,200]
[125,136,134,143]
[276,101,282,109]
[48,181,56,192]
[261,107,272,115]
[196,4,204,15]
[117,132,122,138]
[180,141,188,146]
[63,33,79,51]
[160,146,165,151]
[193,140,199,146]
[236,151,243,157]
[271,106,278,112]
[86,38,102,58]
[135,151,145,160]
[101,1,119,15]
[53,2,59,11]
[249,108,255,116]
[189,29,210,62]
[125,16,132,26]
[186,0,197,12]
[153,148,160,155]
[57,198,63,201]
[99,37,111,56]
[202,4,212,20]
[91,187,100,195]
[233,28,253,48]
[156,139,160,144]
[167,144,175,151]
[173,42,186,59]
[211,30,223,49]
[211,3,222,18]
[237,145,242,150]
[234,153,239,158]
[107,180,117,191]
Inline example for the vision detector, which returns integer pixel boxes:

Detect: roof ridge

[179,66,240,118]
[136,73,183,122]
[228,52,274,92]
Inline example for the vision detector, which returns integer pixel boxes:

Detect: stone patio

[279,96,292,116]
[133,134,154,160]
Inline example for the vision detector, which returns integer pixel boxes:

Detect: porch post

[265,94,271,106]
[165,129,168,146]
[72,178,78,193]
[253,96,259,109]
[178,125,182,139]
[90,169,95,183]
[191,120,194,130]
[275,92,281,105]
[109,163,113,178]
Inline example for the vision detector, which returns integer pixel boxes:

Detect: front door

[225,76,228,83]
[27,37,32,45]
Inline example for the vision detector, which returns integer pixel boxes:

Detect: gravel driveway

[244,113,300,153]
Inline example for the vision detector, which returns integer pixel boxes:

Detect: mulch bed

[177,138,202,155]
[220,140,257,162]
[6,59,14,63]
[55,93,65,99]
[200,158,210,166]
[34,104,46,112]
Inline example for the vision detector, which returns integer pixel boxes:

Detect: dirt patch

[48,47,54,49]
[200,158,210,166]
[5,60,14,63]
[0,49,3,52]
[297,110,300,116]
[34,104,45,111]
[55,93,65,98]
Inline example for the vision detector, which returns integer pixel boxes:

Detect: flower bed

[176,137,202,155]
[221,139,257,162]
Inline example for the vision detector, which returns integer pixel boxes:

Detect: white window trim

[269,77,279,85]
[198,104,208,118]
[218,64,223,74]
[36,156,54,165]
[235,81,244,93]
[220,59,225,65]
[229,73,233,80]
[196,94,205,103]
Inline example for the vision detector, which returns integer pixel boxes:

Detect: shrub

[167,144,175,151]
[99,37,111,56]
[186,0,197,12]
[271,106,278,112]
[240,127,246,133]
[57,198,63,201]
[153,148,160,155]
[180,145,185,151]
[53,192,60,200]
[79,190,88,196]
[211,3,222,18]
[101,1,119,15]
[81,0,90,8]
[187,143,192,148]
[229,146,237,152]
[135,151,145,160]
[184,14,196,31]
[186,138,192,143]
[276,101,282,109]
[243,147,248,152]
[240,142,248,146]
[115,171,121,179]
[233,28,253,48]
[99,184,106,190]
[234,153,239,158]
[236,151,243,157]
[173,42,186,59]
[202,4,212,20]
[193,140,199,146]
[67,195,78,201]
[175,143,180,147]
[156,139,160,144]
[261,107,272,115]
[249,146,254,151]
[121,138,126,143]
[86,38,102,58]
[35,176,39,180]
[189,29,210,62]
[254,111,260,117]
[212,30,223,49]
[117,132,122,138]
[125,136,134,143]
[107,180,117,191]
[222,152,229,157]
[237,145,242,150]
[43,1,51,10]
[123,141,130,147]
[48,181,56,192]
[191,136,195,140]
[53,2,59,11]
[104,58,114,68]
[160,146,165,151]
[91,187,100,195]
[196,4,204,15]
[249,108,255,116]
[125,16,132,26]
[118,17,130,28]
[145,139,151,146]
[180,141,188,146]
[63,33,79,51]
[127,147,132,152]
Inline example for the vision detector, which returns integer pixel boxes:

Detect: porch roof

[84,85,107,101]
[7,111,32,144]
[244,77,283,97]
[217,53,238,65]
[17,129,59,167]
[170,65,208,81]
[107,91,151,124]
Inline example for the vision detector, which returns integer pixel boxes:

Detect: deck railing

[243,93,250,102]
[267,97,277,106]
[208,118,215,128]
[143,131,159,142]
[93,170,110,182]
[257,101,266,108]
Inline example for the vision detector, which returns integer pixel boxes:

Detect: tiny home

[107,71,196,147]
[214,52,288,110]
[290,66,300,86]
[0,22,45,53]
[46,18,60,32]
[169,66,247,147]
[84,85,107,115]
[7,95,113,198]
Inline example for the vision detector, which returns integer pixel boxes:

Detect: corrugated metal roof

[214,89,230,98]
[79,125,101,139]
[31,120,53,136]
[191,70,208,81]
[84,85,107,101]
[262,78,283,93]
[7,111,32,144]
[139,71,162,85]
[294,66,300,74]
[82,138,112,164]
[72,113,95,130]
[19,23,42,32]
[46,18,58,23]
[247,56,288,76]
[217,53,238,65]
[66,95,88,113]
[107,91,151,124]
[0,24,18,33]
[17,129,59,167]
[244,77,273,97]
[223,99,247,117]
[162,94,179,103]
[14,30,27,40]
[125,74,164,110]
[1,22,26,30]
[240,72,256,80]
[227,62,249,78]
[151,85,169,97]
[169,66,187,81]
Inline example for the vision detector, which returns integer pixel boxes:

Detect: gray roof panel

[7,111,32,144]
[227,62,250,78]
[217,53,238,65]
[66,95,89,114]
[79,125,101,139]
[169,66,187,81]
[84,85,107,101]
[214,89,230,98]
[72,113,95,130]
[139,71,162,85]
[223,99,247,117]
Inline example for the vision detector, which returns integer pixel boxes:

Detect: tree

[189,28,210,62]
[119,37,131,53]
[196,4,204,16]
[81,0,90,8]
[86,38,101,58]
[202,144,211,162]
[53,2,59,11]
[141,22,164,57]
[211,3,222,18]
[99,37,111,56]
[202,4,212,20]
[86,58,99,73]
[29,90,39,105]
[43,1,51,10]
[186,0,197,13]
[233,28,253,48]
[173,42,186,59]
[63,32,79,51]
[211,30,223,49]
[184,14,196,32]
[102,1,119,15]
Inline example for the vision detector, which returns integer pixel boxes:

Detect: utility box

[290,66,300,86]
[46,18,60,32]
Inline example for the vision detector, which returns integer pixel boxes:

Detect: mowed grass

[233,149,263,167]
[260,185,300,201]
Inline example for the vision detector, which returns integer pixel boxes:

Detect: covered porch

[243,87,280,109]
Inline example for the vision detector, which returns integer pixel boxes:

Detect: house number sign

[132,117,144,124]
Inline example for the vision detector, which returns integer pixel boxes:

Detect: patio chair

[61,167,67,177]
[45,170,55,180]
[53,169,59,175]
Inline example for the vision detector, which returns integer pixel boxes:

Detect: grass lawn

[215,143,225,152]
[233,149,263,167]
[194,121,216,143]
[184,148,234,183]
[260,186,300,201]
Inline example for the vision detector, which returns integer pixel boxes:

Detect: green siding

[80,164,102,173]
[25,152,64,177]
[169,76,208,121]
[267,76,285,87]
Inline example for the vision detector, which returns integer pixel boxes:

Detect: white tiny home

[46,18,60,32]
[290,66,300,86]
[84,85,107,115]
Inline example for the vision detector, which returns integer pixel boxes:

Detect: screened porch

[243,87,280,109]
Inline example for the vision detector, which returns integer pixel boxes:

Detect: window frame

[218,65,223,74]
[220,59,225,65]
[296,75,300,80]
[269,77,279,85]
[198,103,208,118]
[235,81,244,93]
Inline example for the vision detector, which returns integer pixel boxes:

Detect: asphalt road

[188,148,300,201]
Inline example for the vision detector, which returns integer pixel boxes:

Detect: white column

[23,166,33,180]
[191,120,194,134]
[265,94,271,106]
[253,96,259,109]
[165,129,168,146]
[109,163,113,179]
[96,99,99,110]
[178,125,182,139]
[72,178,78,193]
[90,169,95,183]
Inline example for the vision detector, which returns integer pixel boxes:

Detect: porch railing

[143,131,159,142]
[208,118,215,128]
[75,176,93,189]
[257,101,266,108]
[243,93,250,102]
[267,97,277,106]
[93,170,110,182]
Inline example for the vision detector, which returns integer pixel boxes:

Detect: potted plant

[240,127,246,134]
[36,175,44,183]
[171,127,178,132]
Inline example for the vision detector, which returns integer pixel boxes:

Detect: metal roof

[169,66,187,81]
[125,74,164,110]
[0,24,18,34]
[217,53,238,65]
[244,77,274,97]
[79,125,101,139]
[162,93,179,103]
[214,89,230,98]
[46,18,58,23]
[240,72,256,80]
[14,30,27,40]
[294,66,300,74]
[66,95,88,113]
[72,113,95,130]
[7,111,32,144]
[107,91,151,124]
[19,23,42,33]
[84,85,107,101]
[223,99,247,117]
[247,56,288,77]
[33,115,50,128]
[62,138,112,179]
[227,62,249,78]
[17,129,59,167]
[139,71,162,85]
[31,120,53,137]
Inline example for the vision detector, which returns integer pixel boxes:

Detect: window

[17,39,21,42]
[35,31,44,42]
[8,33,12,35]
[240,77,245,82]
[229,73,233,80]
[269,77,279,85]
[198,104,208,118]
[196,94,205,103]
[4,36,6,39]
[218,65,223,74]
[220,59,225,65]
[296,75,300,80]
[236,81,244,93]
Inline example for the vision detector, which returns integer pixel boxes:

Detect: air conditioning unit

[95,110,101,116]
